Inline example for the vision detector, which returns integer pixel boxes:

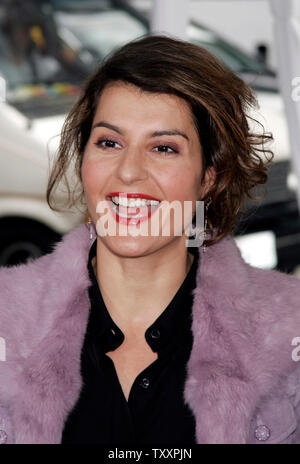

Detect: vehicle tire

[0,217,61,267]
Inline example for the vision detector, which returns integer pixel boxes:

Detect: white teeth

[110,196,160,207]
[110,202,148,218]
[112,195,120,205]
[128,199,136,207]
[119,197,129,207]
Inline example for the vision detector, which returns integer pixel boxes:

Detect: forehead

[93,81,196,129]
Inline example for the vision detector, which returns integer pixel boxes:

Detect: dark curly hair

[46,34,273,247]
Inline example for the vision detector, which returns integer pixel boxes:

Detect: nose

[115,145,148,185]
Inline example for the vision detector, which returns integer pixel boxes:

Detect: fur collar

[0,223,299,443]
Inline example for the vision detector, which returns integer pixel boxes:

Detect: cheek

[160,166,201,200]
[81,159,96,195]
[81,156,110,195]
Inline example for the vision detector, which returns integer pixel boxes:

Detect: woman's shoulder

[0,224,92,354]
[199,234,300,357]
[250,263,300,307]
[0,223,91,286]
[201,233,300,302]
[0,222,90,289]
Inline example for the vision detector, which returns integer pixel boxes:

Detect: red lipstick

[105,192,161,226]
[107,192,161,201]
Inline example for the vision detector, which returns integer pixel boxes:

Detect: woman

[0,35,300,445]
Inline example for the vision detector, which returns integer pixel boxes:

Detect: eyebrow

[92,121,190,141]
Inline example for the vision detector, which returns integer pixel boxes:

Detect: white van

[0,0,96,265]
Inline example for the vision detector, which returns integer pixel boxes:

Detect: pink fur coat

[0,223,300,444]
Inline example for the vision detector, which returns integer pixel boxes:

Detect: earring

[87,216,94,240]
[202,197,212,253]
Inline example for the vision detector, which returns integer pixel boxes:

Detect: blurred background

[1,0,300,274]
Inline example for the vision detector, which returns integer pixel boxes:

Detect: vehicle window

[55,9,147,60]
[54,7,270,77]
[187,23,266,75]
[0,1,91,109]
[0,0,272,114]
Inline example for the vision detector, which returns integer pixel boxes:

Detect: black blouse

[61,239,199,444]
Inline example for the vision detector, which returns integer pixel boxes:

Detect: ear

[198,166,216,199]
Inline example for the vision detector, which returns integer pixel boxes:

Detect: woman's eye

[93,140,178,154]
[94,139,122,149]
[153,145,179,155]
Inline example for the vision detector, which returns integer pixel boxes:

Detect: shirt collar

[87,238,199,355]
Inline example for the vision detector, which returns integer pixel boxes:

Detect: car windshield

[52,2,271,76]
[0,0,93,112]
[0,0,273,115]
[54,9,147,61]
[187,23,268,75]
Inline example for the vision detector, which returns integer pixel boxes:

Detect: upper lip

[106,192,161,201]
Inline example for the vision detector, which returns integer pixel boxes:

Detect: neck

[92,238,194,334]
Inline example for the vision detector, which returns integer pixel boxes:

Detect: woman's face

[81,81,213,257]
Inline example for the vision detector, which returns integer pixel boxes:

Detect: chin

[101,235,156,258]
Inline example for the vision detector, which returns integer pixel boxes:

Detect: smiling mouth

[106,195,161,220]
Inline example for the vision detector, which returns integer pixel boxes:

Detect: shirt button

[255,425,271,441]
[150,329,160,339]
[140,378,150,389]
[0,429,7,444]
